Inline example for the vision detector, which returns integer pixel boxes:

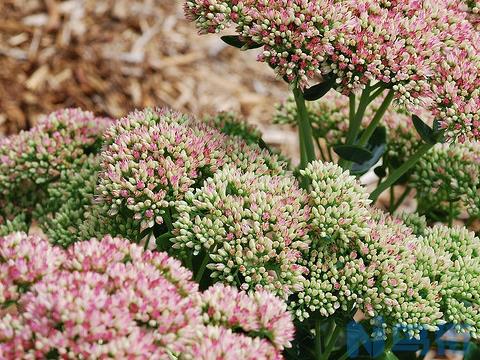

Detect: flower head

[412,141,480,219]
[291,195,442,338]
[416,225,480,338]
[97,108,286,232]
[0,234,294,359]
[188,0,479,141]
[361,212,442,339]
[201,283,294,350]
[173,165,310,298]
[0,235,201,358]
[0,108,112,212]
[301,161,371,251]
[178,326,282,360]
[0,232,65,306]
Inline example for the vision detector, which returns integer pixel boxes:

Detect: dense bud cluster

[200,283,294,350]
[0,108,112,212]
[34,155,100,247]
[173,166,310,298]
[360,212,442,339]
[289,163,441,338]
[416,225,480,338]
[0,232,65,306]
[290,162,371,319]
[301,161,371,251]
[412,142,480,218]
[0,233,294,358]
[97,108,286,233]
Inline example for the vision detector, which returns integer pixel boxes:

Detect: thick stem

[390,187,412,214]
[358,89,395,146]
[370,143,434,202]
[163,207,173,231]
[293,87,316,167]
[448,201,454,227]
[195,253,210,283]
[315,318,323,358]
[389,186,396,213]
[320,322,342,360]
[315,137,327,162]
[349,93,356,125]
[369,86,386,103]
[345,86,371,145]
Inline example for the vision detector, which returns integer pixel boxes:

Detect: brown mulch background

[0,0,298,154]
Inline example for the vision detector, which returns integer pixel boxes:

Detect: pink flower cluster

[0,108,113,208]
[98,108,286,231]
[201,284,295,350]
[185,0,480,141]
[0,232,65,305]
[0,233,294,359]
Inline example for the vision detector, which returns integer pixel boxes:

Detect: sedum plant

[416,225,480,339]
[0,108,112,220]
[96,108,286,242]
[0,0,478,357]
[0,233,294,359]
[185,0,479,204]
[0,105,479,359]
[172,165,310,297]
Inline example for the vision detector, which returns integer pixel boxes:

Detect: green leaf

[221,35,245,48]
[351,126,387,175]
[334,144,373,164]
[374,165,387,178]
[303,78,335,101]
[221,35,262,50]
[412,115,436,144]
[432,119,446,143]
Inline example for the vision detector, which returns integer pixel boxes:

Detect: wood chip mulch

[0,0,292,144]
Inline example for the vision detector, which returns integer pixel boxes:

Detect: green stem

[163,207,173,231]
[320,322,342,360]
[346,86,371,145]
[293,87,316,167]
[327,146,334,162]
[368,86,386,103]
[155,231,172,251]
[315,137,327,162]
[315,318,323,358]
[370,143,434,202]
[195,253,210,283]
[448,201,454,227]
[349,93,356,125]
[389,186,396,213]
[358,89,395,146]
[390,187,412,214]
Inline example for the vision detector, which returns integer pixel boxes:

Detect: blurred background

[0,0,298,154]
